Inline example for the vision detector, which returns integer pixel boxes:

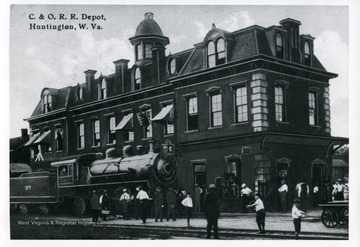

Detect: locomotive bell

[123,145,134,157]
[106,148,119,158]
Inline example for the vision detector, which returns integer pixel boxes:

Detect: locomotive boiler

[10,142,178,215]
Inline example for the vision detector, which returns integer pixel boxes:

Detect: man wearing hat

[166,187,177,221]
[278,179,288,213]
[203,184,220,239]
[120,188,131,220]
[154,187,164,222]
[89,190,100,223]
[240,183,252,213]
[292,198,306,239]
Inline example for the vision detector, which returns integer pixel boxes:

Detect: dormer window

[76,86,83,101]
[136,44,143,60]
[144,43,153,58]
[304,41,311,66]
[207,38,226,68]
[99,79,107,99]
[134,68,141,90]
[276,33,284,59]
[43,94,52,113]
[169,57,176,75]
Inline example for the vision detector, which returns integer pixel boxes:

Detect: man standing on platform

[154,187,164,222]
[120,188,131,220]
[136,186,149,224]
[278,179,288,212]
[193,183,203,213]
[89,190,100,223]
[166,187,177,221]
[241,183,252,213]
[204,184,220,239]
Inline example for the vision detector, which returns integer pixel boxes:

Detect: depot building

[23,12,348,211]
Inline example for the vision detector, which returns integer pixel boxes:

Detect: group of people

[89,179,343,240]
[332,178,349,201]
[89,189,111,223]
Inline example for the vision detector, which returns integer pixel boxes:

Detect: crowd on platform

[87,177,348,240]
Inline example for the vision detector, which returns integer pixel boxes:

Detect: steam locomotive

[10,143,178,215]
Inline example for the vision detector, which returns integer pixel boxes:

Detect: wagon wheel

[339,208,349,225]
[321,208,339,228]
[39,204,50,215]
[73,198,87,216]
[19,204,29,215]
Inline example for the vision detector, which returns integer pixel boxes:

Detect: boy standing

[247,193,266,234]
[181,192,193,227]
[292,198,306,239]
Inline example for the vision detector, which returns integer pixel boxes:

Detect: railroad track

[93,223,348,240]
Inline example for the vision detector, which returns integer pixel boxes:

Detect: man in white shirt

[247,193,266,234]
[292,198,306,239]
[278,179,288,213]
[181,192,193,227]
[332,179,345,200]
[241,183,252,213]
[120,189,131,220]
[136,186,149,223]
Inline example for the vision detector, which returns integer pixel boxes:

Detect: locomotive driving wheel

[19,204,29,215]
[321,208,339,228]
[73,198,87,216]
[39,204,50,215]
[339,208,349,225]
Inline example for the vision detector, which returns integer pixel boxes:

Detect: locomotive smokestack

[148,139,155,153]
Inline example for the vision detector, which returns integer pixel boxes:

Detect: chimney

[113,59,129,94]
[152,45,166,84]
[279,18,301,62]
[84,70,97,101]
[21,129,28,138]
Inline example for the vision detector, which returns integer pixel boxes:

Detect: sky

[9,5,349,138]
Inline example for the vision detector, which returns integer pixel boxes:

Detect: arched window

[207,38,226,68]
[216,38,225,65]
[276,33,284,59]
[134,68,141,90]
[207,41,216,68]
[99,79,106,99]
[136,44,143,60]
[169,57,176,75]
[304,41,311,66]
[43,94,52,113]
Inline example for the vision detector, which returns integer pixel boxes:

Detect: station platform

[88,208,348,235]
